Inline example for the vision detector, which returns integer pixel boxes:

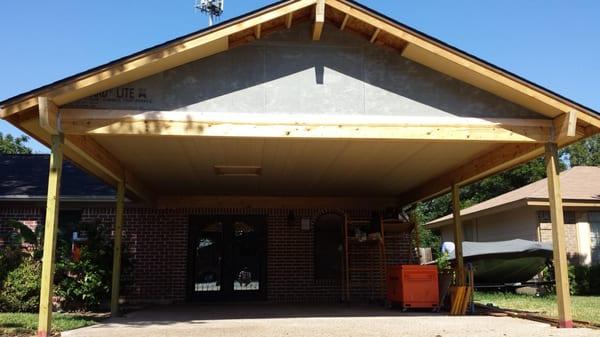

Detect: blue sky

[1,0,599,153]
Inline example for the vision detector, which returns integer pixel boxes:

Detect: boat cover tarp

[445,239,553,284]
[447,239,553,261]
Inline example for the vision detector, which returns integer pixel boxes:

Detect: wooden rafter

[285,12,293,28]
[255,24,262,39]
[340,13,349,30]
[369,28,380,43]
[312,0,325,40]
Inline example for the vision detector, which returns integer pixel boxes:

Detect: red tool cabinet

[386,265,439,310]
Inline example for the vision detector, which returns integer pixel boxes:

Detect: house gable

[66,22,542,121]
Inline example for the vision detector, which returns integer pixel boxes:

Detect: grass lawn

[0,312,99,336]
[474,292,600,324]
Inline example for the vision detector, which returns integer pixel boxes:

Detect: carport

[1,0,599,336]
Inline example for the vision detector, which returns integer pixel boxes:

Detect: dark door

[188,215,266,301]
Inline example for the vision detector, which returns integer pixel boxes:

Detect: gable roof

[0,154,115,201]
[427,166,600,228]
[1,0,599,126]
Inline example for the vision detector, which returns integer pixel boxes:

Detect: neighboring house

[427,166,600,266]
[0,154,116,244]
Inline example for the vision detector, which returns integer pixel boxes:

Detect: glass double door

[188,215,266,300]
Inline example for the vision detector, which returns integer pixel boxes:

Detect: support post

[110,180,126,316]
[545,142,573,328]
[37,134,64,337]
[451,183,465,286]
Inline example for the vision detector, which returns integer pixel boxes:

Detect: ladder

[343,213,387,303]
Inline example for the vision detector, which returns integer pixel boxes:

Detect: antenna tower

[195,0,224,26]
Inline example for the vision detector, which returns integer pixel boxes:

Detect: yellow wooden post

[451,183,465,286]
[37,134,64,337]
[545,142,573,328]
[110,180,126,316]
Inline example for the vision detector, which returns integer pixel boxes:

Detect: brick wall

[539,221,579,264]
[0,205,413,304]
[0,206,44,246]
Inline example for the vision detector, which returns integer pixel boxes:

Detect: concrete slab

[62,303,600,337]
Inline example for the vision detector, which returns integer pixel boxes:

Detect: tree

[563,134,600,167]
[0,133,32,154]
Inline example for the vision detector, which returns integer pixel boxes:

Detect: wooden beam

[577,111,600,129]
[64,134,154,203]
[255,24,262,39]
[370,28,380,43]
[399,143,543,205]
[451,183,465,287]
[37,134,64,337]
[553,111,579,140]
[110,180,126,317]
[340,13,349,30]
[38,97,60,135]
[398,119,591,207]
[59,109,553,142]
[0,0,316,117]
[285,12,293,29]
[157,195,398,209]
[16,114,154,203]
[312,0,325,40]
[545,142,573,328]
[527,200,600,208]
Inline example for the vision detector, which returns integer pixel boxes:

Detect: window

[537,210,550,223]
[463,220,475,241]
[58,210,83,242]
[537,210,576,224]
[314,213,344,280]
[590,212,600,264]
[565,211,576,224]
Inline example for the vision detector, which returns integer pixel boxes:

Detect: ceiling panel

[93,135,495,197]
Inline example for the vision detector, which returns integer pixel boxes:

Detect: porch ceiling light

[214,165,262,176]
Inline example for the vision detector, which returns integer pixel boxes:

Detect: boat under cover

[446,239,553,285]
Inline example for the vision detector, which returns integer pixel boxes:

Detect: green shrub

[0,220,38,285]
[54,220,127,311]
[0,218,130,312]
[0,246,23,285]
[0,258,41,312]
[542,264,600,296]
[56,246,111,310]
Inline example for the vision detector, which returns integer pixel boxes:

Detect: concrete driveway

[63,303,600,337]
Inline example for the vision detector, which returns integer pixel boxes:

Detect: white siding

[438,206,537,243]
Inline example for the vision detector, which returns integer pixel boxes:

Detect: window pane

[232,221,260,291]
[590,212,600,264]
[314,214,344,280]
[194,221,223,292]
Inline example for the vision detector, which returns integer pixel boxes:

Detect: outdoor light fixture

[300,218,311,231]
[213,165,262,176]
